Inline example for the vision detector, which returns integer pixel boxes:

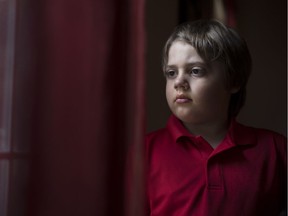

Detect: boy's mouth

[175,94,192,103]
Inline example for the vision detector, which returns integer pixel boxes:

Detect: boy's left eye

[189,67,204,76]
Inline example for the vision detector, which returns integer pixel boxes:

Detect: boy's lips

[175,94,192,103]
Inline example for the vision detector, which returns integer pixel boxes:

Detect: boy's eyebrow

[165,65,177,69]
[166,62,207,69]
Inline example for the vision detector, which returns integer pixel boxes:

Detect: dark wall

[235,0,287,135]
[146,0,287,135]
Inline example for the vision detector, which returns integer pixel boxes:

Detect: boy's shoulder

[236,122,287,153]
[145,127,170,143]
[240,122,286,141]
[145,128,168,156]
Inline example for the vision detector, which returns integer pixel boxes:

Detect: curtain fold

[26,0,146,215]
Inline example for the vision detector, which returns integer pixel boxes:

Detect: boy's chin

[173,110,210,126]
[173,112,196,124]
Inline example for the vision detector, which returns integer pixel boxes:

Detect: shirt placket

[206,160,223,190]
[192,137,225,215]
[191,136,224,190]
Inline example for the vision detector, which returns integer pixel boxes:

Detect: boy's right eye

[165,70,177,78]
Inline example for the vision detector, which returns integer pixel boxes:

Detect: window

[0,1,28,215]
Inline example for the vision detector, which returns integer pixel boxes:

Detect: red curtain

[22,0,146,215]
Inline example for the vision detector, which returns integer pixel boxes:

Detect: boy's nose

[174,74,189,91]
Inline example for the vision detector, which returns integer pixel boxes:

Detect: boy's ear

[230,86,240,94]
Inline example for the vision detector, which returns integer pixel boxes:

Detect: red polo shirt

[145,115,286,216]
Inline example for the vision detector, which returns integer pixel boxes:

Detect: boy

[145,20,286,216]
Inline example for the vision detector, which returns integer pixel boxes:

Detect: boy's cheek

[165,86,174,99]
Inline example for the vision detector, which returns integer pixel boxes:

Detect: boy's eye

[190,67,204,76]
[165,70,177,78]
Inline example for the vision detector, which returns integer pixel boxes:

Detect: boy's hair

[162,19,252,117]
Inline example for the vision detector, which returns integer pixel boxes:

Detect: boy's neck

[183,118,230,149]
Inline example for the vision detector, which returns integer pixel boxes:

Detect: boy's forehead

[167,41,204,65]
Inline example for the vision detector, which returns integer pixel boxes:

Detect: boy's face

[165,40,236,126]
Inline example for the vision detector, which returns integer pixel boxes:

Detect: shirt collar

[166,115,256,146]
[166,115,193,143]
[227,118,256,146]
